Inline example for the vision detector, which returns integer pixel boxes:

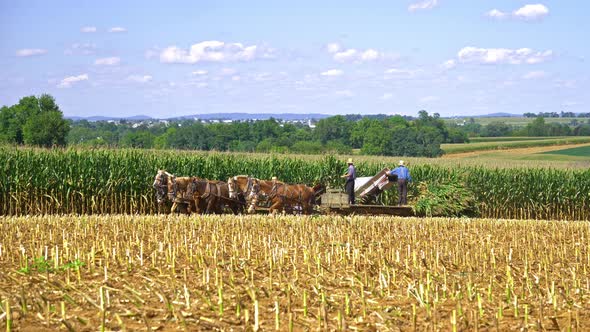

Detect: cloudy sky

[0,0,587,117]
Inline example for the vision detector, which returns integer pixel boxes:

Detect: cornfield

[1,147,589,220]
[2,215,590,330]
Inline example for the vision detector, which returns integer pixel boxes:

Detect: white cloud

[231,75,241,81]
[94,57,121,66]
[160,40,272,64]
[109,27,127,33]
[360,49,380,61]
[58,74,88,88]
[514,4,549,20]
[385,68,407,74]
[15,48,47,57]
[384,68,422,78]
[64,43,96,55]
[408,0,439,12]
[253,72,273,81]
[81,26,97,33]
[326,43,341,53]
[321,69,344,76]
[457,47,553,65]
[192,70,208,76]
[381,93,393,100]
[332,49,357,62]
[522,71,547,79]
[327,43,391,63]
[127,75,152,83]
[441,59,456,69]
[486,9,508,19]
[486,4,549,21]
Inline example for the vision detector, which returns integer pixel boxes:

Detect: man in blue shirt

[389,160,412,206]
[341,158,356,204]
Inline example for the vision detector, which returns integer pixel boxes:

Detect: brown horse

[186,178,244,214]
[153,170,194,214]
[228,175,320,214]
[154,170,237,214]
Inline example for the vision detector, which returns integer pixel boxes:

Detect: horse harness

[270,181,303,204]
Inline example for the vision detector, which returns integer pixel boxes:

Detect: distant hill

[169,113,330,121]
[444,113,521,119]
[66,115,153,121]
[477,112,521,118]
[66,113,330,122]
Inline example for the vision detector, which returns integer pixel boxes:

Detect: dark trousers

[345,179,355,205]
[397,179,408,206]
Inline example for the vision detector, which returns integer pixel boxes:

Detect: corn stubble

[1,214,590,330]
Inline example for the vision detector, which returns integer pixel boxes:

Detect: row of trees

[452,117,590,137]
[523,111,590,118]
[68,111,461,157]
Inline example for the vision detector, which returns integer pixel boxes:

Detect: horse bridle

[229,176,253,199]
[153,171,175,204]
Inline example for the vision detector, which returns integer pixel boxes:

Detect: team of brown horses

[153,170,324,215]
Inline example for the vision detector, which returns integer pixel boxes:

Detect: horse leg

[205,197,216,214]
[214,198,224,214]
[170,202,178,214]
[247,196,258,214]
[231,204,239,215]
[269,200,282,216]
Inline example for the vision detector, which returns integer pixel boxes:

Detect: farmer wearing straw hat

[341,158,356,205]
[389,160,412,206]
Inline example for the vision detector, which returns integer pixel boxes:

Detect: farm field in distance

[442,142,590,163]
[2,214,590,331]
[444,116,583,126]
[541,145,590,157]
[441,137,590,155]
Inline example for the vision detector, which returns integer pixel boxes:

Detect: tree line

[523,111,590,118]
[67,110,461,157]
[3,94,589,156]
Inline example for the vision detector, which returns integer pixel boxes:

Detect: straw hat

[399,160,405,166]
[271,176,278,181]
[347,158,353,164]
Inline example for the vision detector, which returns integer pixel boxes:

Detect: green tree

[481,121,513,137]
[350,118,374,149]
[314,115,352,144]
[6,94,71,147]
[23,111,70,147]
[120,130,155,148]
[360,120,388,155]
[525,117,548,136]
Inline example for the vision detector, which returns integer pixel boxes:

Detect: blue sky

[0,0,588,117]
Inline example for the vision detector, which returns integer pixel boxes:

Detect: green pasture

[468,136,570,143]
[442,137,590,154]
[541,145,590,157]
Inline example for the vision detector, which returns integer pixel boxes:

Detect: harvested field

[2,215,590,331]
[442,142,590,160]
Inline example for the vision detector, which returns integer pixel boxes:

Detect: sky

[0,0,588,118]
